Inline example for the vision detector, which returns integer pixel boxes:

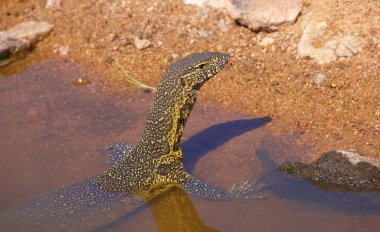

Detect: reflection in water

[256,148,380,215]
[148,186,218,232]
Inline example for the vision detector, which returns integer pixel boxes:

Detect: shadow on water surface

[1,59,380,232]
[182,117,272,172]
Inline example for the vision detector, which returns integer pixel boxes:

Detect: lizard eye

[194,62,208,70]
[197,63,206,69]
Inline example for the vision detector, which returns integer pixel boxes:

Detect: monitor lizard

[1,52,263,231]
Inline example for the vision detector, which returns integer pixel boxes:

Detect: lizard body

[96,52,262,200]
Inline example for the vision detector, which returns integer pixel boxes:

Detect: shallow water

[0,59,379,231]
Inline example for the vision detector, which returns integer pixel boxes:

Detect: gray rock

[297,21,361,64]
[279,150,380,192]
[312,72,326,85]
[6,21,53,43]
[225,0,303,31]
[0,21,53,67]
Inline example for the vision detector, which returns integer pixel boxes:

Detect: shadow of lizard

[1,52,265,231]
[182,117,272,172]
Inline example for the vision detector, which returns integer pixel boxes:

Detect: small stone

[107,33,117,42]
[58,45,69,56]
[259,37,274,46]
[171,53,180,60]
[184,0,207,7]
[45,0,61,8]
[198,30,209,38]
[375,109,380,116]
[312,72,326,85]
[217,19,228,32]
[133,37,151,50]
[73,78,91,85]
[184,0,225,8]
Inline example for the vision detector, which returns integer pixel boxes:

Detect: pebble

[198,30,209,38]
[312,72,326,85]
[45,0,61,8]
[133,37,151,50]
[259,37,275,46]
[59,45,69,56]
[217,19,228,32]
[184,0,225,8]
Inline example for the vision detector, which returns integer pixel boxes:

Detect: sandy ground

[1,0,379,159]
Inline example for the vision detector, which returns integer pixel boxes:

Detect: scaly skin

[96,52,263,200]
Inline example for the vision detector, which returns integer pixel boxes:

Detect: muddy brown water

[0,59,379,232]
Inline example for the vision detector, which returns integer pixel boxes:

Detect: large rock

[0,21,53,67]
[279,150,380,192]
[225,0,303,31]
[184,0,302,31]
[297,21,361,64]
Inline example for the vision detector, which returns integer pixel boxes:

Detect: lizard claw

[228,178,268,199]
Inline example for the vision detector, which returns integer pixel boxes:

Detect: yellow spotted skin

[96,52,263,200]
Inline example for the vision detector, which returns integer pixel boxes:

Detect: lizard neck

[138,75,196,158]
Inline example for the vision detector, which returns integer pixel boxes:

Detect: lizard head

[162,52,230,94]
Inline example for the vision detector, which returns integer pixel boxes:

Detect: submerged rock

[0,21,53,67]
[279,150,380,192]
